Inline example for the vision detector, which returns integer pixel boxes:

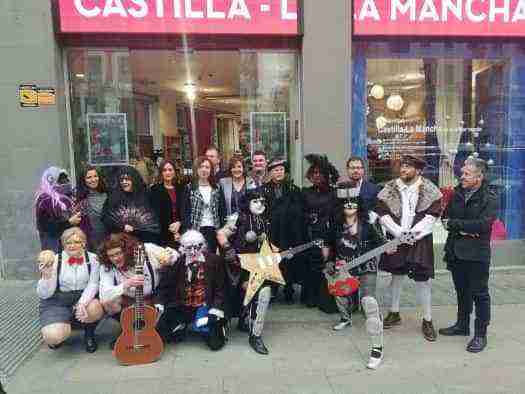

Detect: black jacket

[149,183,184,247]
[263,180,307,249]
[444,182,497,264]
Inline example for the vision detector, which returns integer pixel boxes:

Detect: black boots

[467,336,487,353]
[439,321,470,336]
[249,335,269,355]
[84,323,98,353]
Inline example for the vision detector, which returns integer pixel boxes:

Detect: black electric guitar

[280,239,324,260]
[324,232,417,296]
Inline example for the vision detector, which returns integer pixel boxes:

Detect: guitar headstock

[400,231,417,246]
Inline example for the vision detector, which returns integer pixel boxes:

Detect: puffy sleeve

[99,268,124,302]
[78,253,101,305]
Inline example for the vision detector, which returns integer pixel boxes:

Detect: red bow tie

[68,256,85,266]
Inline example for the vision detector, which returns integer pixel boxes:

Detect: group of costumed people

[34,149,497,370]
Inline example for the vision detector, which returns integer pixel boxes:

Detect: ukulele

[114,245,164,365]
[324,231,417,297]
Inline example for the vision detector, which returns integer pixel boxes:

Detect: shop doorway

[66,48,300,184]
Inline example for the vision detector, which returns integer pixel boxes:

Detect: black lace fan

[106,205,160,235]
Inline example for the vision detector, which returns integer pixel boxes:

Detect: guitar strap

[57,250,91,292]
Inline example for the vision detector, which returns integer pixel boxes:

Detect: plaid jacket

[181,184,226,231]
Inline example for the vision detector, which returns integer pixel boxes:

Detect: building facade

[1,0,524,279]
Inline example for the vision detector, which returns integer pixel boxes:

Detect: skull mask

[180,230,207,260]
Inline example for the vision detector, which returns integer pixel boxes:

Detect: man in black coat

[440,158,497,353]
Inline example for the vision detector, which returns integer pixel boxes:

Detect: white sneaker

[333,319,351,331]
[367,347,383,370]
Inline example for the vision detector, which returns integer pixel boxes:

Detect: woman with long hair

[326,195,386,369]
[76,165,108,251]
[102,166,160,244]
[181,156,226,253]
[149,160,185,247]
[35,166,80,252]
[219,155,247,217]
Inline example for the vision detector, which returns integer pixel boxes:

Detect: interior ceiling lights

[386,94,404,112]
[376,116,388,130]
[369,84,385,100]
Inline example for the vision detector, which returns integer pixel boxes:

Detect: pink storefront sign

[354,0,525,37]
[58,0,299,35]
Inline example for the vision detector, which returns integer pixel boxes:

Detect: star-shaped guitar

[239,239,285,306]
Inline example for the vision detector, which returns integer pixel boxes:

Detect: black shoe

[466,336,487,353]
[85,336,98,353]
[48,343,63,350]
[438,322,469,336]
[249,335,269,355]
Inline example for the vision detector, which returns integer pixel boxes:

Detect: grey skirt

[39,290,83,327]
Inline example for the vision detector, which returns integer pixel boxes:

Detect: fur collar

[377,177,442,218]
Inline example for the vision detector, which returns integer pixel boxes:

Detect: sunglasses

[344,202,359,210]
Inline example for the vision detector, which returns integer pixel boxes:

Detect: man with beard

[338,156,379,210]
[247,150,268,189]
[217,189,276,354]
[377,155,442,341]
[440,158,496,353]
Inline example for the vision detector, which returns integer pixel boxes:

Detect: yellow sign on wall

[19,84,38,107]
[38,88,56,105]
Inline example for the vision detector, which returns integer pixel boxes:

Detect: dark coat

[263,180,307,249]
[377,178,442,280]
[155,252,226,311]
[36,195,74,252]
[302,186,338,245]
[360,180,380,211]
[443,182,497,265]
[149,183,184,247]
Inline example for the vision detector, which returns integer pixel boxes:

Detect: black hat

[267,157,287,172]
[400,155,426,170]
[304,154,340,186]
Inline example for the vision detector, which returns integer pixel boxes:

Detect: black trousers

[449,259,491,335]
[157,306,226,351]
[302,249,323,303]
[200,226,218,254]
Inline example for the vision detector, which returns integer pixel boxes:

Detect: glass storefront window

[66,48,300,183]
[352,41,525,247]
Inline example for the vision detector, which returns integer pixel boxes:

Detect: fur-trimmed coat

[376,177,442,280]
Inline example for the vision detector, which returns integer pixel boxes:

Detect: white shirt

[37,251,100,305]
[380,177,437,240]
[199,185,215,228]
[99,243,178,302]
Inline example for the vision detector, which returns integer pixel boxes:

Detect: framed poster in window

[250,112,287,159]
[87,113,129,166]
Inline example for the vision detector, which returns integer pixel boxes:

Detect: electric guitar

[280,239,324,260]
[114,245,164,366]
[324,232,417,297]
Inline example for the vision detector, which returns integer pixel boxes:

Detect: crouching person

[98,233,178,347]
[37,227,103,353]
[156,230,227,351]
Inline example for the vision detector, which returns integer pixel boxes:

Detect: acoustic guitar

[114,245,164,365]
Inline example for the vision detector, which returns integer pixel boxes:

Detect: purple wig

[35,166,73,213]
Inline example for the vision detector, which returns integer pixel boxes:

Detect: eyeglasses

[347,166,364,170]
[344,202,359,210]
[107,250,124,259]
[64,240,83,245]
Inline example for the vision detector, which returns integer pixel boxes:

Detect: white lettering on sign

[358,0,381,20]
[391,0,417,21]
[281,0,297,20]
[74,0,101,17]
[465,0,486,22]
[103,0,128,17]
[419,0,440,20]
[442,0,463,21]
[72,0,301,20]
[129,0,148,18]
[208,0,226,18]
[512,0,525,21]
[228,0,251,19]
[489,0,509,21]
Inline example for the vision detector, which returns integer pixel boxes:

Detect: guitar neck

[134,248,145,323]
[281,241,318,258]
[341,238,400,272]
